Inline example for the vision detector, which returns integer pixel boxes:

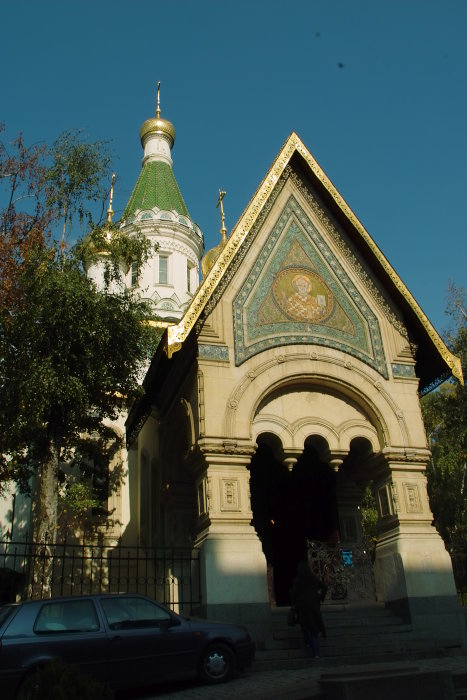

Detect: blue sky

[1,0,466,334]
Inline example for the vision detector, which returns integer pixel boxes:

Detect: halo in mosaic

[233,196,388,378]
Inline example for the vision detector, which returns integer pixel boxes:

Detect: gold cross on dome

[216,190,227,242]
[156,80,161,118]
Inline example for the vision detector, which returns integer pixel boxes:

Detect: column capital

[283,457,297,472]
[282,449,302,472]
[198,438,257,457]
[328,450,347,473]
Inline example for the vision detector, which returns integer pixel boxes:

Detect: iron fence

[0,538,201,614]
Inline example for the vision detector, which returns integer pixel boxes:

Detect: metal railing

[307,540,467,606]
[307,539,377,602]
[0,538,201,614]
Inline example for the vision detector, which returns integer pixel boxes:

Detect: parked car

[0,593,255,698]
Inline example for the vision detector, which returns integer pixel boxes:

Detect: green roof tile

[123,161,190,220]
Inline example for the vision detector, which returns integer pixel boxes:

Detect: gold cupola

[139,81,176,149]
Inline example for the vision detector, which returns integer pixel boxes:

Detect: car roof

[6,593,149,606]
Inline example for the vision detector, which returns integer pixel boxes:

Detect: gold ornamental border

[165,133,463,385]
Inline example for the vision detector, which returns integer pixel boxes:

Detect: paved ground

[122,651,467,700]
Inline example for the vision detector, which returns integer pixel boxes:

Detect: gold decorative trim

[147,320,175,329]
[166,133,463,386]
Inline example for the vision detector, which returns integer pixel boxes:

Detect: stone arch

[304,434,332,462]
[251,380,383,458]
[256,431,284,462]
[225,353,408,449]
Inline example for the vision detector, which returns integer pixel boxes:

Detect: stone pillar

[372,448,464,645]
[192,440,271,643]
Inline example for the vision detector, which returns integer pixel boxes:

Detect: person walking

[291,560,327,658]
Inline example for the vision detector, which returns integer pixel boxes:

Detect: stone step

[273,621,411,638]
[453,671,467,700]
[270,630,418,650]
[272,604,404,626]
[253,648,452,673]
[261,637,440,660]
[266,603,464,671]
[255,647,466,674]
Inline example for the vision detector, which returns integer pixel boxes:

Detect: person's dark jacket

[291,561,327,635]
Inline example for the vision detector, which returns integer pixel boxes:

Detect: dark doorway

[249,437,339,606]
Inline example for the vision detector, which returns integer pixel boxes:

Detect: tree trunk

[28,439,60,599]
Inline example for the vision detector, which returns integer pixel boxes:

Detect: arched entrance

[249,434,339,605]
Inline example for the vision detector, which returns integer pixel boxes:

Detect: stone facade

[127,134,464,646]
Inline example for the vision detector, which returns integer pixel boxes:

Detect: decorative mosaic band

[199,344,230,362]
[392,363,416,378]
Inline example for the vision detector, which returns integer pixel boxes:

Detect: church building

[112,92,465,646]
[2,90,462,648]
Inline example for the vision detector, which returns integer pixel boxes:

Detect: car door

[99,596,198,687]
[10,599,109,685]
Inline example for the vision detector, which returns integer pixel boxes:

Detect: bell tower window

[158,255,168,284]
[187,261,195,293]
[131,261,139,287]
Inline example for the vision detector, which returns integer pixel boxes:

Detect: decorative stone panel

[403,482,422,513]
[220,479,241,512]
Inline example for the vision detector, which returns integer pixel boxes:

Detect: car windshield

[0,604,16,629]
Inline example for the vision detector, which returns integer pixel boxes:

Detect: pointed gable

[233,195,387,377]
[165,132,462,393]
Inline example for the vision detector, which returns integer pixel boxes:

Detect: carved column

[372,448,464,644]
[190,439,271,641]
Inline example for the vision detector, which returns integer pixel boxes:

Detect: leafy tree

[0,246,157,537]
[0,128,160,594]
[46,129,112,253]
[0,124,51,310]
[422,284,467,545]
[360,484,378,551]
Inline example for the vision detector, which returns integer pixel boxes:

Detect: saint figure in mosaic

[273,268,333,324]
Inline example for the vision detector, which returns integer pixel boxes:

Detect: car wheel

[199,642,234,684]
[16,670,41,700]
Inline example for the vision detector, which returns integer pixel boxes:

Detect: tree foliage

[0,246,158,536]
[0,127,160,562]
[0,124,51,310]
[74,221,154,290]
[422,284,467,545]
[46,129,112,250]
